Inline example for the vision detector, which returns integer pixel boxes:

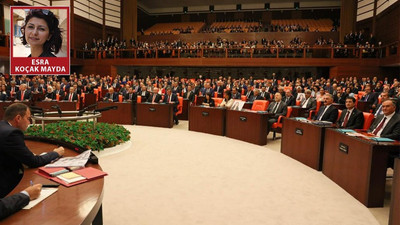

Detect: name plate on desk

[339,143,349,154]
[239,116,247,122]
[149,107,156,112]
[202,112,209,116]
[295,128,303,135]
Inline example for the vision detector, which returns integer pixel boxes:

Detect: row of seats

[209,21,261,33]
[270,19,334,32]
[144,22,205,35]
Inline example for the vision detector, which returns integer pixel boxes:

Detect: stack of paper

[57,172,86,184]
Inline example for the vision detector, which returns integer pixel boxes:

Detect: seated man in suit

[249,89,264,102]
[266,92,288,133]
[0,184,42,220]
[147,87,162,103]
[164,87,179,125]
[231,87,241,100]
[282,89,295,106]
[334,87,348,104]
[313,94,338,123]
[0,103,64,198]
[7,81,18,98]
[201,82,214,97]
[368,99,400,140]
[124,87,137,102]
[373,91,389,117]
[54,83,65,100]
[183,85,195,103]
[368,99,400,168]
[15,84,31,102]
[301,90,317,110]
[138,85,150,102]
[245,86,254,100]
[260,86,270,101]
[103,87,119,102]
[337,97,364,129]
[214,81,225,97]
[361,85,378,104]
[64,87,78,102]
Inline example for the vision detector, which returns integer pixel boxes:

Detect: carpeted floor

[96,121,390,225]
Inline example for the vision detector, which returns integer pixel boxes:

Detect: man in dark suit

[282,90,295,106]
[7,81,18,97]
[147,88,162,103]
[368,99,400,140]
[0,103,64,198]
[0,184,42,220]
[124,87,137,102]
[333,87,348,104]
[245,86,254,100]
[103,87,119,102]
[201,82,214,97]
[267,92,288,133]
[64,87,78,102]
[361,85,378,104]
[337,97,364,129]
[373,91,389,117]
[138,85,150,102]
[249,89,264,102]
[313,94,338,123]
[214,81,224,96]
[15,84,31,102]
[183,85,196,103]
[301,90,317,110]
[54,84,65,100]
[231,87,241,100]
[260,86,270,101]
[164,87,179,125]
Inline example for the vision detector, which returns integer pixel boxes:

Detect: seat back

[176,96,183,115]
[241,95,247,102]
[213,97,223,107]
[296,100,301,106]
[286,106,293,117]
[363,112,374,130]
[137,95,142,103]
[316,101,322,112]
[338,109,342,121]
[119,94,123,102]
[251,100,269,111]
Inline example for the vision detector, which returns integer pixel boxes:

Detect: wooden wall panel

[74,16,103,49]
[375,1,400,45]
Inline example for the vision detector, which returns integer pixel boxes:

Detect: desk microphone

[77,103,98,116]
[51,105,62,117]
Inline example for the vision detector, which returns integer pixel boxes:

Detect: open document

[45,150,91,168]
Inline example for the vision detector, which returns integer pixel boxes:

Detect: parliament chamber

[1,0,400,224]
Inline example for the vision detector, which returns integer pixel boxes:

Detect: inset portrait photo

[10,6,70,75]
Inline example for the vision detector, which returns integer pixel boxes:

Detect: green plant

[25,121,130,151]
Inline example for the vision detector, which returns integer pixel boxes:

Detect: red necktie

[373,117,387,135]
[21,91,24,101]
[342,111,350,127]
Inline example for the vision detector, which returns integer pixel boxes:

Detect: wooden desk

[136,103,174,128]
[196,96,205,106]
[290,106,308,118]
[281,118,329,171]
[357,100,372,112]
[97,102,134,125]
[189,106,225,136]
[225,110,269,145]
[177,99,189,120]
[34,101,77,111]
[3,140,104,225]
[323,129,400,207]
[390,158,400,225]
[84,93,97,108]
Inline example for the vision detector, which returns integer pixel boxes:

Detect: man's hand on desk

[24,184,42,200]
[53,146,65,157]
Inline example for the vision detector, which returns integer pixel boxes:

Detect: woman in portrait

[20,9,62,57]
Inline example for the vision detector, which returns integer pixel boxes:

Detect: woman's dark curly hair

[20,9,62,54]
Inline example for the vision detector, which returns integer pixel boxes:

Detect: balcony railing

[72,43,399,60]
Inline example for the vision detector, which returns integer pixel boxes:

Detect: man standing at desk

[337,97,364,129]
[313,94,338,123]
[164,87,179,125]
[0,103,64,198]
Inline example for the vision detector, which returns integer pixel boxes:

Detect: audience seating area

[271,19,334,32]
[209,21,261,33]
[144,22,205,35]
